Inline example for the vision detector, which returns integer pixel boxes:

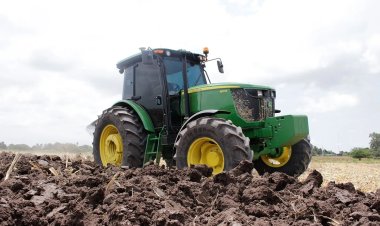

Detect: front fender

[174,109,230,149]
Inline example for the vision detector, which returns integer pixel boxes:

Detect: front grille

[231,88,275,122]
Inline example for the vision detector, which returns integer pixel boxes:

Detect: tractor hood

[180,82,278,127]
[186,82,274,94]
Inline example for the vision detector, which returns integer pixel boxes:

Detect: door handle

[156,96,162,105]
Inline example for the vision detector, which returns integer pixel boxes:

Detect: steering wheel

[168,83,181,95]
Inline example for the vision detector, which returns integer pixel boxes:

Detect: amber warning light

[153,49,164,54]
[203,47,209,55]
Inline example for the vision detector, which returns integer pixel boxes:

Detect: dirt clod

[0,151,379,225]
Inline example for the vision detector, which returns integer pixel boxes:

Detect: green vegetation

[296,132,380,161]
[312,146,336,156]
[0,141,6,149]
[350,148,371,160]
[309,132,380,160]
[369,132,380,157]
[348,132,380,160]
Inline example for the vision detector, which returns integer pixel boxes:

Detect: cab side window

[122,66,134,100]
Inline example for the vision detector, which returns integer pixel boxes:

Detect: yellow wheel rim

[187,137,224,175]
[99,125,123,166]
[261,146,292,168]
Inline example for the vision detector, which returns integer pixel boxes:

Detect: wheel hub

[100,125,123,166]
[187,137,224,175]
[261,146,292,168]
[206,150,220,167]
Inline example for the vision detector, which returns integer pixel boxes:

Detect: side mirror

[217,60,224,73]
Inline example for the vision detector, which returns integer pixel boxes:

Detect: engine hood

[186,82,274,94]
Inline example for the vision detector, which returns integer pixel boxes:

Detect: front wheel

[175,117,252,175]
[254,139,312,176]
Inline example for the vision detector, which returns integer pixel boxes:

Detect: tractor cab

[154,49,208,95]
[116,48,221,132]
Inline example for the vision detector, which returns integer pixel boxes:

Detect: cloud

[0,73,117,145]
[362,34,380,73]
[270,52,372,90]
[219,0,264,16]
[0,14,32,49]
[297,92,358,113]
[76,68,123,96]
[28,50,76,72]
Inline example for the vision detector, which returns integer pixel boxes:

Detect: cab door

[134,61,165,129]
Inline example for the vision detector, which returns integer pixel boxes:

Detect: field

[4,150,380,192]
[1,151,380,225]
[299,156,380,193]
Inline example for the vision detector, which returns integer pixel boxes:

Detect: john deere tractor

[92,47,312,176]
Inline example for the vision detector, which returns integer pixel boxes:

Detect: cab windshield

[163,57,206,95]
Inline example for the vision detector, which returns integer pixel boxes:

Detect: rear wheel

[175,117,252,175]
[254,139,312,176]
[93,106,146,167]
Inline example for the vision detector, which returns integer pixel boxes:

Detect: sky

[0,0,379,152]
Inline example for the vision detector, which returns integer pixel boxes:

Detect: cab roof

[116,48,203,70]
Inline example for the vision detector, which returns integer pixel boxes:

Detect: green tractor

[92,47,312,176]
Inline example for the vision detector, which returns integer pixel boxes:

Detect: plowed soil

[0,152,379,226]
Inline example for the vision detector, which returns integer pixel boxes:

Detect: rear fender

[113,100,155,133]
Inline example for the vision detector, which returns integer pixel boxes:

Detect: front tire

[93,106,146,167]
[175,117,252,175]
[254,139,312,176]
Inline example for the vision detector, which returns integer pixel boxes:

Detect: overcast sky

[0,0,379,152]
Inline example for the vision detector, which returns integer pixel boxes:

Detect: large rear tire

[93,106,146,167]
[175,117,252,175]
[254,139,312,176]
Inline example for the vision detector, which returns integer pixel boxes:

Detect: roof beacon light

[154,49,164,54]
[203,47,209,56]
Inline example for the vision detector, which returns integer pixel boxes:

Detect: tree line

[311,132,380,160]
[2,132,379,159]
[312,146,336,156]
[0,142,92,153]
[349,132,380,160]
